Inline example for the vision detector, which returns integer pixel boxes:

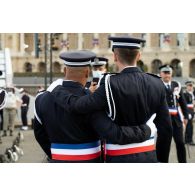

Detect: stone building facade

[1,33,195,78]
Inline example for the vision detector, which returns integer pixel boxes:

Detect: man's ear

[136,51,141,61]
[63,67,66,76]
[85,68,89,78]
[113,52,117,62]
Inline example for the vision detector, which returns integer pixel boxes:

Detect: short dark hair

[114,48,139,65]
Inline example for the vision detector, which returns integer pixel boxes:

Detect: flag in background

[163,33,171,43]
[92,38,99,46]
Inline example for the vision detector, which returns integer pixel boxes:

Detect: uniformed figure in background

[34,50,153,163]
[67,36,173,163]
[85,57,108,93]
[19,88,30,130]
[184,81,195,145]
[0,89,7,144]
[159,64,188,163]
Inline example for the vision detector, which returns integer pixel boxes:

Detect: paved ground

[0,128,46,163]
[0,127,195,163]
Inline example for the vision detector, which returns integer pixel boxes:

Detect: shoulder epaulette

[102,72,119,76]
[146,73,161,78]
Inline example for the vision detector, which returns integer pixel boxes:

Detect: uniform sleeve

[33,97,51,158]
[69,83,107,114]
[90,111,151,144]
[179,89,189,119]
[154,85,173,163]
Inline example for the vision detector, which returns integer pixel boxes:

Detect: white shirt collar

[163,81,171,87]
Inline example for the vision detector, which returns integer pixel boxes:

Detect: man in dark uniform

[0,89,7,144]
[66,36,173,163]
[184,81,195,145]
[159,64,188,163]
[19,88,30,130]
[85,57,109,93]
[34,50,153,163]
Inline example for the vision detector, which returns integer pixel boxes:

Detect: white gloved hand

[146,113,157,137]
[189,114,192,120]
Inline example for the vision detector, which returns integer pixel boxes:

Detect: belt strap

[51,141,101,161]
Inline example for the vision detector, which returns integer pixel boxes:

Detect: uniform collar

[163,81,171,86]
[62,80,84,88]
[120,66,142,74]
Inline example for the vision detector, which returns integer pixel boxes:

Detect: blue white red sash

[168,108,178,116]
[187,104,194,109]
[105,137,155,156]
[51,141,101,161]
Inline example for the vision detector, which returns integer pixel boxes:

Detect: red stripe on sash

[52,151,101,161]
[106,145,155,156]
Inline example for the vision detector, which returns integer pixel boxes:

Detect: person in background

[184,81,195,145]
[85,57,108,93]
[19,88,30,130]
[159,64,188,163]
[0,89,7,143]
[2,87,22,137]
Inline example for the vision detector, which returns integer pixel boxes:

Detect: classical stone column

[150,33,159,48]
[12,34,20,54]
[184,33,189,50]
[78,33,83,50]
[144,33,151,51]
[63,33,67,40]
[20,33,25,54]
[170,33,177,48]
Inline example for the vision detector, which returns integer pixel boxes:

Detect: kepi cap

[59,50,96,67]
[185,81,195,86]
[159,64,173,72]
[91,57,108,66]
[108,36,146,51]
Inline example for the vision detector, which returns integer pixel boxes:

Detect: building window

[177,33,185,47]
[141,34,146,47]
[53,61,61,73]
[189,59,195,78]
[24,62,32,72]
[137,60,148,72]
[189,33,195,46]
[38,61,46,73]
[171,59,182,77]
[151,59,162,74]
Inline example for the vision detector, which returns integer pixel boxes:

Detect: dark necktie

[166,84,172,93]
[167,84,171,90]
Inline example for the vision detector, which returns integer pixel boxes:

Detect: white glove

[146,113,157,137]
[189,114,192,120]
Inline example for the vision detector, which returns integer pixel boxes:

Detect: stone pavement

[0,128,46,163]
[0,128,195,163]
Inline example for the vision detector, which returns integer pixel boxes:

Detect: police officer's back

[67,37,173,163]
[34,50,152,163]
